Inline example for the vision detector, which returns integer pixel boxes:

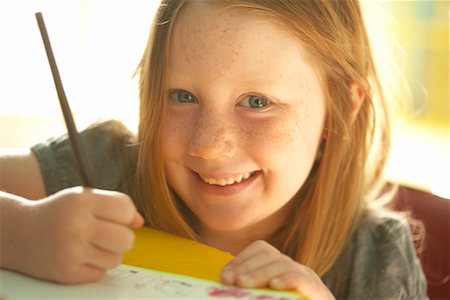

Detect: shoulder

[357,209,412,248]
[34,120,133,153]
[83,119,134,142]
[32,120,137,194]
[352,209,426,298]
[324,209,427,299]
[353,209,420,276]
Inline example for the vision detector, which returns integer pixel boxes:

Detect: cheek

[245,114,323,161]
[162,111,192,158]
[242,102,325,181]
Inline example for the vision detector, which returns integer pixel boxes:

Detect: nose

[188,113,238,160]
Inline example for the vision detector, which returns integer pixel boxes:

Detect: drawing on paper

[208,286,295,300]
[101,265,299,299]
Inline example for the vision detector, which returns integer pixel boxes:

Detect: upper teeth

[199,172,253,186]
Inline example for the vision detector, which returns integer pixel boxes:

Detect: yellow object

[123,227,234,282]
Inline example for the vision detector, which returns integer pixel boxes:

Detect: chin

[197,210,263,233]
[205,222,250,232]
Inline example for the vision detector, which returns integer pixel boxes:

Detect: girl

[0,0,426,299]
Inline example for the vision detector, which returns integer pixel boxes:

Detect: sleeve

[346,212,428,299]
[31,120,136,196]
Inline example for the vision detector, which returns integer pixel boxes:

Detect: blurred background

[0,0,448,198]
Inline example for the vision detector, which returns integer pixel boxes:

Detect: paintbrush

[35,12,94,187]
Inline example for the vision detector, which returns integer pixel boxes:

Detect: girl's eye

[239,95,271,109]
[170,90,198,104]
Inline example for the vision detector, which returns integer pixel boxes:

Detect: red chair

[393,185,449,299]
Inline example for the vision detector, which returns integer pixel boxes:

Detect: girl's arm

[0,149,46,200]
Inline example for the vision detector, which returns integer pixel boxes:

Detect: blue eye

[240,95,271,109]
[170,90,198,104]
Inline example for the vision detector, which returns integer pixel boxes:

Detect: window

[1,1,448,198]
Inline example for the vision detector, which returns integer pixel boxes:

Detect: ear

[349,82,365,125]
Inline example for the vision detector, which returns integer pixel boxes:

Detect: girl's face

[162,2,326,237]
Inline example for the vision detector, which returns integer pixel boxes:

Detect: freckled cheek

[239,121,308,201]
[162,112,193,155]
[241,120,302,157]
[241,114,322,186]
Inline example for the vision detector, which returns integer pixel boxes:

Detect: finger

[76,264,106,283]
[90,220,135,253]
[270,270,334,299]
[236,249,283,273]
[222,240,281,285]
[226,240,279,267]
[222,250,279,284]
[87,246,122,270]
[235,257,293,288]
[91,189,138,225]
[269,271,304,290]
[55,264,105,284]
[129,212,145,228]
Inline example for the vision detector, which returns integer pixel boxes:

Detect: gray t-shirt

[31,120,427,299]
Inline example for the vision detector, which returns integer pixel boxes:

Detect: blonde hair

[134,0,390,277]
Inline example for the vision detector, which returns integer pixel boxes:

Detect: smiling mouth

[198,171,257,186]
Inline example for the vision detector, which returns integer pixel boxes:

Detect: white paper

[0,264,301,300]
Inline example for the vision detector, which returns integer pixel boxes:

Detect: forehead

[172,2,296,54]
[168,1,317,88]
